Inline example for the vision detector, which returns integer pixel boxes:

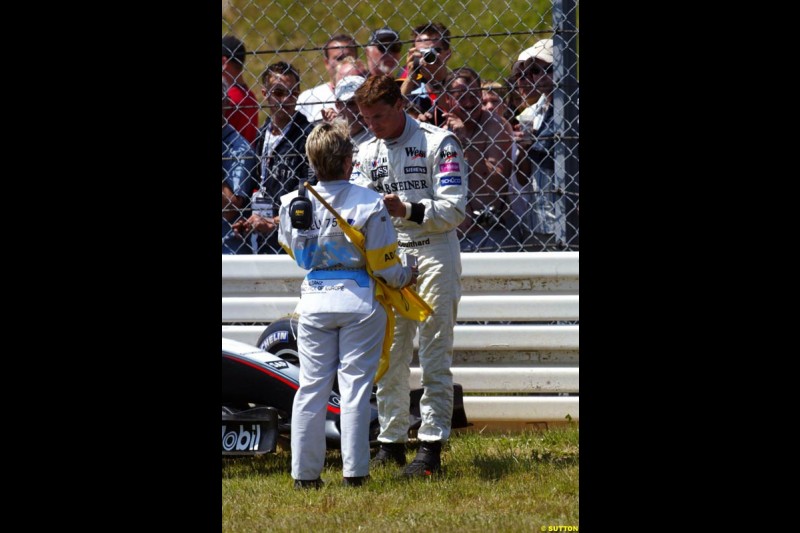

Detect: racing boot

[371,442,407,467]
[342,475,370,487]
[402,441,442,477]
[293,477,323,489]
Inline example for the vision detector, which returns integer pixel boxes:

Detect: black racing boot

[342,475,370,487]
[293,478,324,489]
[371,442,407,467]
[402,441,442,477]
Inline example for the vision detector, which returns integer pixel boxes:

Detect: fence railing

[222,252,579,425]
[222,0,579,253]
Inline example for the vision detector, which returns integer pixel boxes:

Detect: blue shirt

[222,124,259,254]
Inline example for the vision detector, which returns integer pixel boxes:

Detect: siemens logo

[404,166,427,174]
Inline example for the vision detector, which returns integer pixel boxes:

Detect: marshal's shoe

[371,442,407,467]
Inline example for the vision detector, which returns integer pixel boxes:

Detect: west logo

[405,147,426,158]
[439,148,458,160]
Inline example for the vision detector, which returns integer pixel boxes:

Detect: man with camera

[398,22,453,127]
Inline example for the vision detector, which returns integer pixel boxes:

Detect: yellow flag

[304,182,433,381]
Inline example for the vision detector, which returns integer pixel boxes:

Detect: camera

[418,47,439,64]
[473,206,501,230]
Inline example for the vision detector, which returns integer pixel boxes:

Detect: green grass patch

[222,424,578,532]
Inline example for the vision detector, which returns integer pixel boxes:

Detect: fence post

[552,0,579,250]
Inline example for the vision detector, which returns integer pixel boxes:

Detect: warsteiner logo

[222,424,262,452]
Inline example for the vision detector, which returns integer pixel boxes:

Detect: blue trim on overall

[307,269,370,288]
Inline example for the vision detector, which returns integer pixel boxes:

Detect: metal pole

[553,0,579,250]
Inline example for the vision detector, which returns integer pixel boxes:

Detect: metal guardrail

[222,252,579,423]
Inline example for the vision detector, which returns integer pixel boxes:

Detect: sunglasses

[268,87,298,99]
[529,63,552,75]
[517,61,552,77]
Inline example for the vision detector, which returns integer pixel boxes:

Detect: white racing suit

[351,114,467,443]
[278,179,412,481]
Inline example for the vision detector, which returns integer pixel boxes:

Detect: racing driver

[350,74,467,476]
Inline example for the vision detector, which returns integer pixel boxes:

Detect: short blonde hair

[481,80,507,97]
[305,121,353,181]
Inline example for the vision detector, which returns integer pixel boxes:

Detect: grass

[222,423,578,532]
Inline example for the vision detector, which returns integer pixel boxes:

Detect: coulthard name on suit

[398,237,431,247]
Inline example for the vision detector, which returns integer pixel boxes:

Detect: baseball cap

[368,27,401,53]
[335,75,367,102]
[517,39,553,64]
[222,35,246,63]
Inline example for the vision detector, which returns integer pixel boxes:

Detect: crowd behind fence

[222,0,578,254]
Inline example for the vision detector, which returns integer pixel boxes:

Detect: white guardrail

[222,252,579,425]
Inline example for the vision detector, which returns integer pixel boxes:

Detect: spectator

[222,81,259,254]
[398,22,453,126]
[296,34,358,124]
[482,80,531,248]
[222,34,260,144]
[480,81,515,125]
[335,56,369,82]
[233,62,314,253]
[440,68,515,252]
[510,38,577,250]
[364,27,403,78]
[332,75,374,152]
[320,57,369,124]
[279,121,416,489]
[351,75,467,477]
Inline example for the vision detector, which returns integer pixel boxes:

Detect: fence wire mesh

[222,0,578,253]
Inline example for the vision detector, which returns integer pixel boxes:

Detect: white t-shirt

[296,83,335,124]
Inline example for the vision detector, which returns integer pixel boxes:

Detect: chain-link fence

[222,0,578,254]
